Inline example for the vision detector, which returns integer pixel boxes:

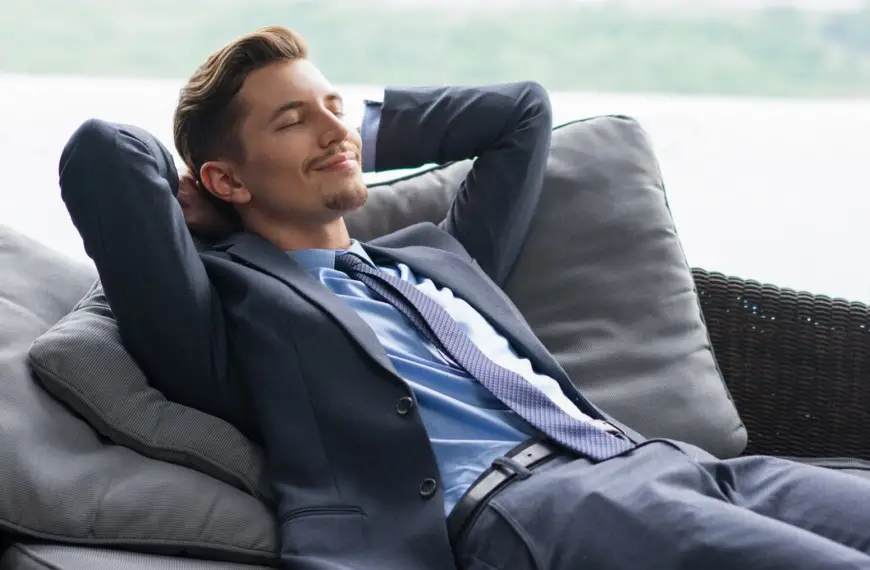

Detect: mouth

[313,151,358,172]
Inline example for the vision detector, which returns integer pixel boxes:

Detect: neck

[244,214,352,251]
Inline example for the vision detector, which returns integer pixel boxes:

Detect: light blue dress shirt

[288,244,537,515]
[287,101,595,515]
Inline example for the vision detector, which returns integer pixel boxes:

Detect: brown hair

[173,26,308,176]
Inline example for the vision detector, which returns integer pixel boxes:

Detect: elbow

[520,81,553,129]
[58,118,125,219]
[59,119,116,182]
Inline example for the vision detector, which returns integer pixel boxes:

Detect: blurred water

[1,73,868,302]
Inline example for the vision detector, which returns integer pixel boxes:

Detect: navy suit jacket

[60,82,642,569]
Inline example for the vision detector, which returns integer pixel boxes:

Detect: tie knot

[335,252,365,272]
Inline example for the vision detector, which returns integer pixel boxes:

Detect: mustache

[309,144,360,171]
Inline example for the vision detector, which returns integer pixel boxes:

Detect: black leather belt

[446,439,565,544]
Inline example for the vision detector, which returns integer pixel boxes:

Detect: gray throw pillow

[347,116,747,457]
[0,225,277,564]
[29,282,272,501]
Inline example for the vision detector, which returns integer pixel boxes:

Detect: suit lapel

[216,234,572,394]
[216,233,399,378]
[214,234,638,440]
[364,243,572,386]
[367,244,642,435]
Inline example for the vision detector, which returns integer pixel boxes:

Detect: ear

[200,160,252,205]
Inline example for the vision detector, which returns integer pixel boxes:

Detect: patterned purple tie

[335,253,633,461]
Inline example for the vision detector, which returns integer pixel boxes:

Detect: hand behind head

[177,171,240,240]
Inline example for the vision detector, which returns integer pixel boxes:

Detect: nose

[317,108,351,150]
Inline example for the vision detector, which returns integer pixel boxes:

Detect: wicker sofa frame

[693,269,870,460]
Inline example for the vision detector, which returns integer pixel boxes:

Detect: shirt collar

[286,240,376,272]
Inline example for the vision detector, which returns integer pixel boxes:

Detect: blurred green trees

[3,0,869,97]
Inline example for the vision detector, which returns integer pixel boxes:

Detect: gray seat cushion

[0,225,277,565]
[0,543,273,570]
[348,115,747,457]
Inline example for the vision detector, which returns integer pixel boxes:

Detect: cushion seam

[0,521,274,558]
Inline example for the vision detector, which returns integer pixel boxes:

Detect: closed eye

[277,109,343,130]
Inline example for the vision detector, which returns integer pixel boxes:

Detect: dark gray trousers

[458,440,870,569]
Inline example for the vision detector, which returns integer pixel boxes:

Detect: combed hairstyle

[173,26,308,177]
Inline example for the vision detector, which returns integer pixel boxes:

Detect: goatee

[325,184,368,213]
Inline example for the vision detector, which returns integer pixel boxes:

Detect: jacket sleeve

[59,119,238,424]
[364,82,553,286]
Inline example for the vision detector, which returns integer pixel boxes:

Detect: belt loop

[492,456,533,480]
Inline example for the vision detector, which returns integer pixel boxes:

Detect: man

[59,25,870,570]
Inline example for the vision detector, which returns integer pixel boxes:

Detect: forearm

[358,82,553,285]
[363,82,551,172]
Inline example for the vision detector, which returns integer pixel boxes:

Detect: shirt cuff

[361,98,383,173]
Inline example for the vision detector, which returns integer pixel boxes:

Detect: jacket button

[396,396,415,416]
[419,478,437,498]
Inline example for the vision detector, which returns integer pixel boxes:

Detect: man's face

[231,59,366,227]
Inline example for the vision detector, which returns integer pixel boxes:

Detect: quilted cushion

[29,282,271,501]
[347,116,747,457]
[0,225,277,565]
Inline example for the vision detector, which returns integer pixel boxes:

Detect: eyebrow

[268,92,344,123]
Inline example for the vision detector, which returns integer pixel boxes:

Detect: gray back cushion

[348,116,747,456]
[0,226,277,564]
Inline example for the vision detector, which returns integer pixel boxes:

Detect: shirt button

[396,396,415,416]
[419,478,437,498]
